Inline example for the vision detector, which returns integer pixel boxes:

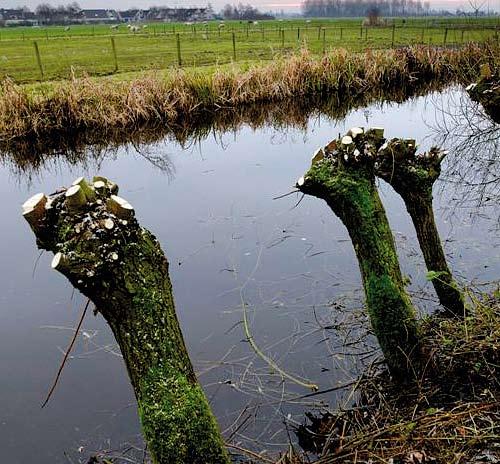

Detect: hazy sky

[3,0,495,13]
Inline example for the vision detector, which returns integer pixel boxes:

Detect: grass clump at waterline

[290,290,500,464]
[1,41,498,145]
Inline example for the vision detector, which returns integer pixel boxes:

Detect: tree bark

[297,129,421,379]
[23,177,230,464]
[375,139,466,317]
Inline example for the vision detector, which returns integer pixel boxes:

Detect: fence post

[360,26,363,39]
[297,27,300,41]
[33,41,44,80]
[365,27,368,40]
[176,33,182,66]
[322,28,326,54]
[461,29,465,43]
[232,32,236,61]
[391,23,396,47]
[110,37,118,72]
[318,26,321,40]
[281,28,285,48]
[443,28,448,45]
[340,27,343,40]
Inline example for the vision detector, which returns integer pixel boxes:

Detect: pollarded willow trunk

[374,140,466,318]
[22,177,230,464]
[296,129,421,379]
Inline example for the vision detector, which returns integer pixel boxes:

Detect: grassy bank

[1,41,498,149]
[288,289,500,464]
[0,17,497,83]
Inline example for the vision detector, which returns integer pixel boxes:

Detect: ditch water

[0,87,498,463]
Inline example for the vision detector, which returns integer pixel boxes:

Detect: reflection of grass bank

[1,42,498,147]
[292,290,500,464]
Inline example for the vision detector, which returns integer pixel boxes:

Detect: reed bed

[275,290,500,464]
[0,42,498,146]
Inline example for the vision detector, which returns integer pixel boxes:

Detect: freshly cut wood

[349,127,364,139]
[22,192,47,213]
[51,252,69,272]
[341,135,353,146]
[72,177,95,201]
[93,176,119,195]
[22,193,47,231]
[93,180,107,194]
[65,185,87,212]
[106,195,134,219]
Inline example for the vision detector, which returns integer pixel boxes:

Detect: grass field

[0,17,498,83]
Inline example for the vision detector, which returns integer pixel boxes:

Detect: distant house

[82,9,119,24]
[0,8,39,26]
[144,7,213,22]
[119,9,148,23]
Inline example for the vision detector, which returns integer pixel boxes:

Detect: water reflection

[430,89,500,221]
[0,86,498,463]
[0,80,447,172]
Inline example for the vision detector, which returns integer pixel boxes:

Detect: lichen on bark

[375,139,466,317]
[22,177,230,464]
[297,130,421,378]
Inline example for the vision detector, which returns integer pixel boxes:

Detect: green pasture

[0,17,498,84]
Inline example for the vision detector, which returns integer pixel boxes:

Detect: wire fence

[0,23,498,83]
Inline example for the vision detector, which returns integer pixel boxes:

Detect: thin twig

[41,298,91,408]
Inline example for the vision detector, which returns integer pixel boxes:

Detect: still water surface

[0,87,498,463]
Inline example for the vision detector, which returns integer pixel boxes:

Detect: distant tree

[35,3,55,23]
[468,0,486,17]
[221,3,274,20]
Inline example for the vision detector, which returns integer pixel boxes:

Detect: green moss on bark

[24,180,230,464]
[375,141,466,317]
[299,156,420,378]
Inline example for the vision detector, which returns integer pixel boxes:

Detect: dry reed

[1,42,498,145]
[285,290,500,464]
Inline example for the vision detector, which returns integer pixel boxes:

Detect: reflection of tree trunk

[375,140,466,318]
[297,133,421,379]
[23,178,230,464]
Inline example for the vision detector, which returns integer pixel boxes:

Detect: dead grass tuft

[1,42,498,145]
[290,290,500,464]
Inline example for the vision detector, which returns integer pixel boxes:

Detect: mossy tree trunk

[375,139,466,317]
[22,177,230,464]
[297,130,421,379]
